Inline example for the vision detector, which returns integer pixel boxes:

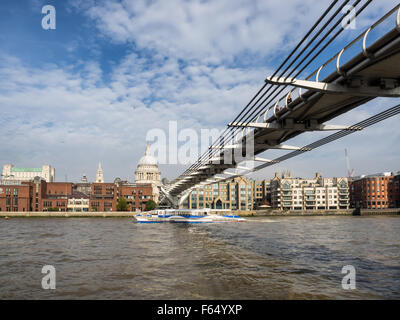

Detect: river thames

[0,216,399,299]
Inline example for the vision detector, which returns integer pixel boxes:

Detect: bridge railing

[167,4,400,196]
[259,4,400,124]
[189,4,400,178]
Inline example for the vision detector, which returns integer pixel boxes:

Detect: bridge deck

[165,10,400,201]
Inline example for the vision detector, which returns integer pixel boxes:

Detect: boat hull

[134,213,245,224]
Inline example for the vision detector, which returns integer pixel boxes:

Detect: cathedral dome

[138,143,158,166]
[135,143,161,185]
[138,152,158,166]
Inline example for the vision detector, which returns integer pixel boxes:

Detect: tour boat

[133,208,246,223]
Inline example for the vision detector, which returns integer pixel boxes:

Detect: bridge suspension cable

[176,0,348,180]
[176,0,374,181]
[250,0,371,122]
[165,1,400,203]
[187,0,373,177]
[204,103,400,184]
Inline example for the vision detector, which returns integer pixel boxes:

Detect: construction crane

[345,149,355,178]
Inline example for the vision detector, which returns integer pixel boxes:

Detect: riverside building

[89,181,153,212]
[0,179,72,212]
[1,164,55,182]
[180,176,255,211]
[270,172,350,211]
[254,179,272,208]
[73,173,91,196]
[395,173,400,208]
[0,154,159,212]
[349,172,400,209]
[0,179,154,213]
[67,192,90,212]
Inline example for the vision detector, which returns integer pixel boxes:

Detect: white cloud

[78,0,398,63]
[0,51,267,181]
[1,0,399,183]
[76,0,331,63]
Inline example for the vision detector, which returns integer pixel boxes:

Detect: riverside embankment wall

[0,209,399,218]
[236,208,400,217]
[0,212,135,218]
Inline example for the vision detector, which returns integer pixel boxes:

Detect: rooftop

[11,167,42,172]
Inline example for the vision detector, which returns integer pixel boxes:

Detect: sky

[0,0,399,183]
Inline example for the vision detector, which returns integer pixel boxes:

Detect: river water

[0,216,399,299]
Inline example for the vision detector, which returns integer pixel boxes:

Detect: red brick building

[89,182,154,212]
[90,182,116,212]
[0,181,32,212]
[394,173,400,208]
[349,172,399,209]
[118,183,153,212]
[41,182,73,211]
[0,179,154,213]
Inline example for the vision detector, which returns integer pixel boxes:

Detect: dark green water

[0,216,399,299]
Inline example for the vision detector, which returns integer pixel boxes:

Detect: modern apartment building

[254,179,272,208]
[181,176,255,211]
[270,172,350,210]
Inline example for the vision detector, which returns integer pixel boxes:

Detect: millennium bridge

[160,1,400,207]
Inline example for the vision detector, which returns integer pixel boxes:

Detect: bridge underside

[162,11,400,206]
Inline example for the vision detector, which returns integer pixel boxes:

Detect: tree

[116,197,129,211]
[145,199,157,211]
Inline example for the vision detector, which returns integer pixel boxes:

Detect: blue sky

[0,0,399,182]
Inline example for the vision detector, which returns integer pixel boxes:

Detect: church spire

[96,162,104,183]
